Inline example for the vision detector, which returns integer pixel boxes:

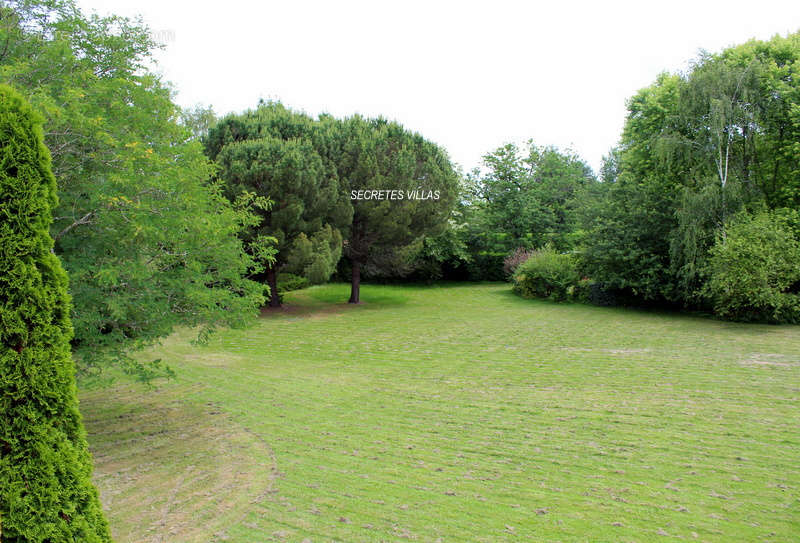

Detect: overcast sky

[77,0,799,174]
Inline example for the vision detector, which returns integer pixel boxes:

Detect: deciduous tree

[1,0,266,379]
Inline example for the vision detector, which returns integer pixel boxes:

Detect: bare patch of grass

[81,385,277,543]
[741,353,798,367]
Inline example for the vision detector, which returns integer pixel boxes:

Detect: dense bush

[0,85,112,541]
[512,246,580,302]
[704,211,800,323]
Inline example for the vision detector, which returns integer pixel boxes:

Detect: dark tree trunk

[348,259,361,304]
[266,265,281,308]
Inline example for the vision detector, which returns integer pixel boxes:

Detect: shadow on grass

[264,280,792,337]
[260,282,410,319]
[496,284,792,336]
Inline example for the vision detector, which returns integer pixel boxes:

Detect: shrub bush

[704,211,800,323]
[0,85,112,541]
[513,246,580,302]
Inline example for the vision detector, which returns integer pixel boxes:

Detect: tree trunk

[348,259,361,304]
[266,265,281,308]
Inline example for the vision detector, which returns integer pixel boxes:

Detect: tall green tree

[206,102,351,307]
[1,0,266,379]
[478,140,595,252]
[0,84,112,543]
[581,73,685,302]
[328,116,460,303]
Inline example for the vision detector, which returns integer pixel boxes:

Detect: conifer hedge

[0,85,112,541]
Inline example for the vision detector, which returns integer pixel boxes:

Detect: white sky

[77,0,799,174]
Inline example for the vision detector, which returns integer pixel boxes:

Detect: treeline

[511,33,800,323]
[412,141,597,282]
[329,31,800,324]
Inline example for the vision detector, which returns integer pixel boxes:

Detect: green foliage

[180,104,218,141]
[284,224,343,285]
[433,143,595,282]
[704,211,800,323]
[451,176,510,281]
[335,116,459,254]
[406,221,472,281]
[477,141,596,252]
[0,84,112,542]
[581,32,800,314]
[581,73,683,302]
[276,273,310,294]
[512,246,580,302]
[206,101,350,305]
[465,251,507,282]
[1,0,266,380]
[324,115,460,300]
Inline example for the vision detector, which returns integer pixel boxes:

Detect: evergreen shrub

[0,85,112,541]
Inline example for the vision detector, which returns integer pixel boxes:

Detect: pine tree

[0,85,112,541]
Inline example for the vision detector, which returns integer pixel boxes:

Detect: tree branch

[55,210,95,239]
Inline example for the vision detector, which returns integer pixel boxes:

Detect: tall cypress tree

[0,85,112,541]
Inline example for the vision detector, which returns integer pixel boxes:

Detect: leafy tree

[0,84,112,542]
[181,104,218,141]
[328,116,460,303]
[407,220,472,281]
[477,141,595,252]
[425,170,506,281]
[581,73,685,302]
[431,142,594,282]
[1,0,266,379]
[206,102,351,306]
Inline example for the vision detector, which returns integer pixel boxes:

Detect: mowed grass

[80,283,800,542]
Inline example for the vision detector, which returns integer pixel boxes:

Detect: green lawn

[80,283,800,542]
